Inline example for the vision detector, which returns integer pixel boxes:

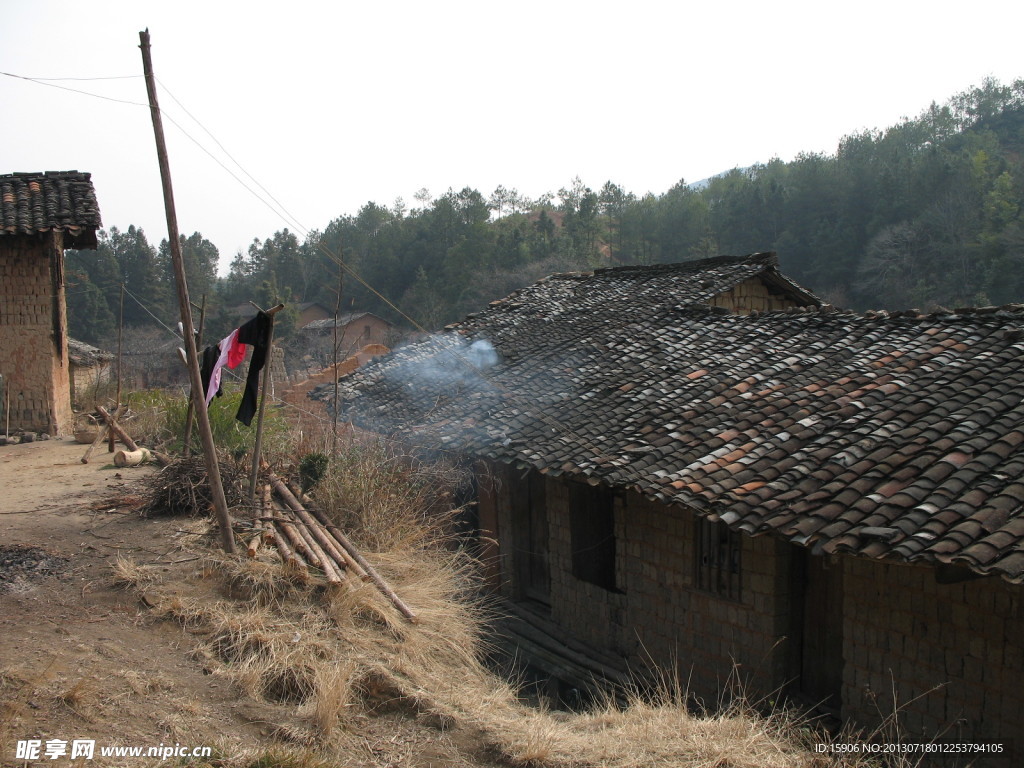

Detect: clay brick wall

[482,463,794,704]
[478,460,1022,755]
[0,232,72,434]
[710,277,803,315]
[69,360,112,411]
[842,557,1023,757]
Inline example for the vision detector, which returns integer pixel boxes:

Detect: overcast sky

[3,1,1022,272]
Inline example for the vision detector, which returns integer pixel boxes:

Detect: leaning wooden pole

[182,294,206,458]
[139,29,236,553]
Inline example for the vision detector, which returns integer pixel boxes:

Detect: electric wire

[8,66,621,475]
[0,71,149,107]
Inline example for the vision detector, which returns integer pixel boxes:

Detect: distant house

[67,338,114,410]
[0,171,101,434]
[300,311,394,354]
[333,253,1024,758]
[296,301,331,328]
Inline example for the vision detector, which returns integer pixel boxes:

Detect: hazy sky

[3,1,1022,272]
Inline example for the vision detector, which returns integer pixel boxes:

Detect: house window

[696,517,741,600]
[569,483,616,590]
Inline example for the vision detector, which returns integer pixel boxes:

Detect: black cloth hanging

[199,344,223,402]
[235,311,272,426]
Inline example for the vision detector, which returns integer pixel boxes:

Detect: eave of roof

[0,171,102,249]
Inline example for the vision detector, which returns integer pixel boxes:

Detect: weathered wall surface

[480,461,1023,760]
[481,463,795,705]
[842,557,1023,757]
[710,276,803,315]
[0,233,72,434]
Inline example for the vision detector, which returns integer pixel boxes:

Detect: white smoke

[387,335,500,391]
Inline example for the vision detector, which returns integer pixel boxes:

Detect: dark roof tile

[0,171,101,248]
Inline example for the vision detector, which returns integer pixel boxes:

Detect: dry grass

[118,422,902,768]
[301,434,472,553]
[125,537,885,768]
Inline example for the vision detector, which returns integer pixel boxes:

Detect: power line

[0,71,149,107]
[156,77,307,234]
[12,74,142,81]
[9,64,617,473]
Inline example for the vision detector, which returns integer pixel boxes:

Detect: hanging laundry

[203,329,240,407]
[198,343,224,402]
[235,311,272,426]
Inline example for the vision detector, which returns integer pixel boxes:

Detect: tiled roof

[0,171,102,249]
[466,251,819,322]
[302,312,388,332]
[331,258,1024,583]
[68,338,114,366]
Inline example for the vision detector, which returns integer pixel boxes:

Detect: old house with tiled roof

[0,171,101,434]
[300,311,394,347]
[331,253,1024,756]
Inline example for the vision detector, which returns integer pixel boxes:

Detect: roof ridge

[734,302,1024,324]
[586,251,777,278]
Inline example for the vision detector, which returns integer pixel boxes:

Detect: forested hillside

[66,77,1024,348]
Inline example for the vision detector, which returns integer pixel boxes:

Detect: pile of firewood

[251,472,417,623]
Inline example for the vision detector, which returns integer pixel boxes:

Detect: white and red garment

[204,328,247,406]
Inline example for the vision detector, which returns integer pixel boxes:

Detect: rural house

[67,338,115,410]
[0,171,101,435]
[331,253,1024,757]
[300,311,394,350]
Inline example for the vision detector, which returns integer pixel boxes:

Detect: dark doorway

[792,548,844,712]
[510,471,550,606]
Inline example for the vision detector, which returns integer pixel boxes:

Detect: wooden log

[268,472,416,622]
[264,526,308,571]
[80,423,111,464]
[285,481,369,580]
[246,533,263,558]
[266,485,346,584]
[275,514,321,568]
[499,600,631,687]
[113,448,153,467]
[260,484,305,571]
[97,405,140,452]
[279,508,343,584]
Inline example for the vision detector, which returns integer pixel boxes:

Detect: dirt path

[0,438,267,766]
[0,438,504,768]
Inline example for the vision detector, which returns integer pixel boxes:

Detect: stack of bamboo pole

[251,472,417,623]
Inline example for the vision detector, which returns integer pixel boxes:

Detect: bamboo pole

[116,282,124,408]
[139,29,235,553]
[332,259,343,455]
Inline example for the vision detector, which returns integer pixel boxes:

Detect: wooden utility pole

[182,294,206,458]
[139,29,236,553]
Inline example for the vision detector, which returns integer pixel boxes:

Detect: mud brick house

[331,253,1024,756]
[0,171,101,435]
[300,311,394,352]
[67,338,115,410]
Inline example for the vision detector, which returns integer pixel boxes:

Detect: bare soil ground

[0,438,495,767]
